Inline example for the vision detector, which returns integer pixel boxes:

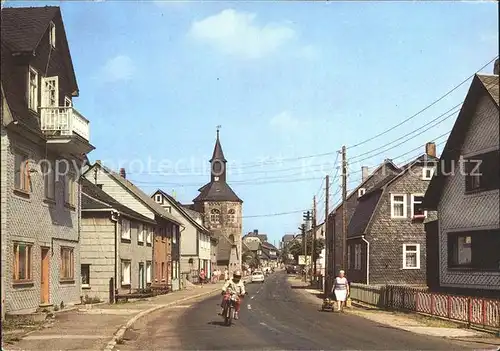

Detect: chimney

[494,58,499,75]
[119,168,126,178]
[361,166,369,182]
[253,229,258,235]
[425,142,436,158]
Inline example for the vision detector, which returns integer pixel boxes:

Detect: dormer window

[155,194,162,203]
[422,167,435,180]
[358,188,366,198]
[49,21,56,47]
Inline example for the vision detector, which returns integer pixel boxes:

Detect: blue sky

[8,0,498,245]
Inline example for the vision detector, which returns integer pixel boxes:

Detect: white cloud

[269,111,300,131]
[188,9,296,60]
[100,55,135,82]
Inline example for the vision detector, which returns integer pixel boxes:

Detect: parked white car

[251,271,265,283]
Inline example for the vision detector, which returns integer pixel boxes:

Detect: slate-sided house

[83,163,182,292]
[423,69,499,296]
[1,6,94,316]
[261,242,279,268]
[80,178,155,302]
[192,130,243,273]
[346,145,438,285]
[325,159,400,293]
[152,189,212,285]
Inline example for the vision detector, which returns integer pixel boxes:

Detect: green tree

[287,235,325,262]
[242,251,260,269]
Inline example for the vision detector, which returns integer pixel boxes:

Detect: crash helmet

[233,270,242,282]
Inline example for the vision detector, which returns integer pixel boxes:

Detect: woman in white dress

[331,270,349,312]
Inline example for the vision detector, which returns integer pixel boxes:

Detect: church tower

[193,128,243,274]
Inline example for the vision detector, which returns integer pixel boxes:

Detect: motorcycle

[221,289,239,326]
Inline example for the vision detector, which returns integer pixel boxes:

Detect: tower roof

[193,181,243,203]
[210,129,227,162]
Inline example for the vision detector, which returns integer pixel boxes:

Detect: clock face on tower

[212,161,222,174]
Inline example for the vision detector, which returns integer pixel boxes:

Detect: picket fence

[350,283,500,330]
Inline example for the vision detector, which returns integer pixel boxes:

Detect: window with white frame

[49,21,56,47]
[390,194,407,218]
[81,264,90,287]
[155,194,162,203]
[410,194,426,218]
[347,245,351,269]
[354,244,361,269]
[403,244,420,269]
[228,208,236,223]
[146,226,152,244]
[64,96,72,107]
[121,260,131,285]
[210,209,220,223]
[28,67,38,111]
[146,261,152,284]
[422,167,435,180]
[121,218,131,240]
[138,223,144,243]
[358,188,366,198]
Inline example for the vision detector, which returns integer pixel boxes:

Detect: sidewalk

[2,282,226,351]
[288,276,499,343]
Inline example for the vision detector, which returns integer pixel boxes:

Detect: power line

[130,102,456,180]
[131,128,451,188]
[123,56,496,178]
[352,125,452,165]
[348,131,450,175]
[348,102,461,161]
[242,209,311,219]
[345,56,498,150]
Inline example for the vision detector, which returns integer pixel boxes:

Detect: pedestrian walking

[331,270,349,312]
[199,268,206,286]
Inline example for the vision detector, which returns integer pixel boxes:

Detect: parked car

[251,271,265,283]
[286,265,297,274]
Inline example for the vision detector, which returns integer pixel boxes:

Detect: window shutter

[483,150,500,191]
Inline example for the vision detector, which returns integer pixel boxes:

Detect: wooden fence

[350,283,500,331]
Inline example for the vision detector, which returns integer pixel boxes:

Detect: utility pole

[312,195,317,285]
[341,145,348,271]
[324,175,329,295]
[298,223,306,281]
[302,211,311,282]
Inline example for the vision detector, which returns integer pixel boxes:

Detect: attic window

[49,21,56,47]
[422,167,435,180]
[155,194,162,203]
[358,188,366,197]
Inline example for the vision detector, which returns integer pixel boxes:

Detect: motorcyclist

[219,270,246,319]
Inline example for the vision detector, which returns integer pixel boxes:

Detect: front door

[40,247,50,304]
[139,263,145,289]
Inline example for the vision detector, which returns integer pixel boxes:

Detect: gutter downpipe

[361,235,370,285]
[110,210,120,299]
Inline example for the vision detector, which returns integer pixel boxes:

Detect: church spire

[210,125,227,182]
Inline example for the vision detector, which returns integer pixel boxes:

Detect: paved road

[117,272,495,350]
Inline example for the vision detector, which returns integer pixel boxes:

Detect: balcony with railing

[40,106,93,154]
[41,106,90,140]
